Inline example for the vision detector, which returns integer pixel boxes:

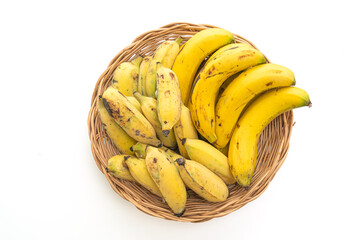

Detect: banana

[173,103,198,158]
[98,96,136,155]
[156,63,181,136]
[229,87,311,187]
[190,43,266,143]
[102,87,161,147]
[106,155,135,181]
[138,56,151,95]
[184,139,235,184]
[175,158,229,202]
[172,28,235,104]
[215,63,296,148]
[134,92,177,148]
[124,156,162,197]
[145,146,187,216]
[126,96,142,113]
[112,55,143,96]
[145,37,182,98]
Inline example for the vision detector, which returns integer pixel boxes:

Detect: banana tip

[105,167,109,173]
[130,146,134,152]
[308,101,312,108]
[174,209,185,217]
[176,158,185,166]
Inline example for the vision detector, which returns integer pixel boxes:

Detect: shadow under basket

[87,22,294,223]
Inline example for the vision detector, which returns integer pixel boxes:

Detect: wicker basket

[87,22,294,223]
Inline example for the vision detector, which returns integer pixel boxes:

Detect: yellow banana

[176,158,229,202]
[124,156,162,197]
[102,87,161,147]
[184,139,235,185]
[98,96,136,155]
[145,146,187,216]
[145,37,182,98]
[229,87,311,187]
[190,43,266,143]
[156,63,181,136]
[126,96,142,112]
[112,55,143,96]
[134,92,177,149]
[172,28,235,104]
[215,63,296,148]
[173,103,198,158]
[138,56,151,95]
[106,155,135,181]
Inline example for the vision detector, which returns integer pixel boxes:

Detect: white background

[1,0,362,239]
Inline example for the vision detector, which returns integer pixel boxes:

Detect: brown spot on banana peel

[265,81,273,86]
[162,130,170,137]
[181,138,186,145]
[169,72,175,79]
[176,158,185,166]
[164,90,170,96]
[102,98,113,117]
[135,130,140,136]
[153,158,157,163]
[236,142,239,149]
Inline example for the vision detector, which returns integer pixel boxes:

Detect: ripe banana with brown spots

[184,138,235,184]
[190,43,266,144]
[106,155,135,181]
[145,37,182,98]
[229,87,311,187]
[134,92,177,149]
[145,146,187,216]
[173,103,198,158]
[112,55,143,96]
[156,63,181,137]
[101,87,161,147]
[175,158,229,202]
[98,96,136,155]
[124,155,162,197]
[215,63,296,148]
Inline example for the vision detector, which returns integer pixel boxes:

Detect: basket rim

[87,22,294,223]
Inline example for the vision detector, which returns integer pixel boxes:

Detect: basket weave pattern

[87,22,294,223]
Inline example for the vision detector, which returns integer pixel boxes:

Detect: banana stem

[175,36,183,45]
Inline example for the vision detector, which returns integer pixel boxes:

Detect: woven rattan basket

[87,22,294,223]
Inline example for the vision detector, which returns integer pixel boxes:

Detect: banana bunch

[98,28,312,216]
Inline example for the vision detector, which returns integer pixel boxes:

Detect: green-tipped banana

[156,63,181,136]
[106,155,135,181]
[173,103,198,158]
[134,92,177,148]
[172,28,235,104]
[176,158,229,202]
[215,63,296,148]
[102,87,161,147]
[138,56,151,95]
[190,43,266,143]
[98,96,136,155]
[145,37,182,98]
[184,139,235,184]
[112,55,143,96]
[145,146,187,216]
[124,156,162,197]
[229,87,311,187]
